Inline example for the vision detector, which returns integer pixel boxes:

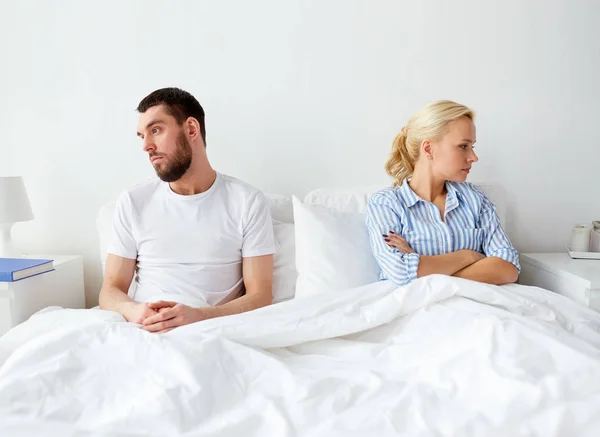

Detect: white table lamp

[0,176,34,257]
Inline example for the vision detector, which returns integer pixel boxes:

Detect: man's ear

[185,117,201,142]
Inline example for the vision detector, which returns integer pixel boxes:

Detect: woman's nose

[469,150,479,163]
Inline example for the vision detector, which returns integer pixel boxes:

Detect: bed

[0,183,599,437]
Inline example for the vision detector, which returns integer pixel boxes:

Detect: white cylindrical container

[571,224,592,252]
[591,221,600,252]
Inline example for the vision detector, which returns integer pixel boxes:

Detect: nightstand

[519,253,600,311]
[0,255,85,336]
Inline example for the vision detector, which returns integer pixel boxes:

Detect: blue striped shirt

[365,180,520,287]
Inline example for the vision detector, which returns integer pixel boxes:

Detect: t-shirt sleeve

[107,192,138,260]
[242,191,276,258]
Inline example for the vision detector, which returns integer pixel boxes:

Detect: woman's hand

[383,232,416,254]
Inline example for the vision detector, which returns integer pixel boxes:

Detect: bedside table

[519,253,600,311]
[0,255,86,336]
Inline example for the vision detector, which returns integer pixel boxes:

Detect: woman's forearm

[417,250,482,278]
[453,257,519,284]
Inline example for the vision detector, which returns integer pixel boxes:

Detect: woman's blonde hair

[385,100,475,186]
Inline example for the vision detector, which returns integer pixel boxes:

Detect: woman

[365,100,520,287]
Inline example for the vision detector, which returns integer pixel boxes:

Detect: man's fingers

[143,307,177,325]
[147,300,177,310]
[143,319,175,332]
[143,317,182,333]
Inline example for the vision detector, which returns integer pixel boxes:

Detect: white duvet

[1,275,600,437]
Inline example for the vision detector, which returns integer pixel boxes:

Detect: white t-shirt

[108,172,276,306]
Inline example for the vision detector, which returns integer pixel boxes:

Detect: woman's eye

[459,144,467,149]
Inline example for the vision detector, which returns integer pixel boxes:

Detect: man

[99,88,276,333]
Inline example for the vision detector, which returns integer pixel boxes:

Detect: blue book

[0,258,55,282]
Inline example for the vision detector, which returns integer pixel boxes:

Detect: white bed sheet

[1,275,600,437]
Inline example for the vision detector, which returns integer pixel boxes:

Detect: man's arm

[98,254,157,323]
[453,256,519,285]
[204,254,273,318]
[142,254,274,333]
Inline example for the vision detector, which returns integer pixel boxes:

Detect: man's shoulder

[218,173,265,200]
[117,178,163,204]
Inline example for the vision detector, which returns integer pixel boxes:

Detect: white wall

[1,0,599,306]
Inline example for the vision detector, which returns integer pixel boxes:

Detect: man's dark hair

[137,87,206,146]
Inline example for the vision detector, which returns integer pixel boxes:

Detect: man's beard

[152,132,193,182]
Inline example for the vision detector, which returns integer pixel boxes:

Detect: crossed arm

[384,233,518,285]
[98,253,274,333]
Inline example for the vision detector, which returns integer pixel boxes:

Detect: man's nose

[143,138,155,153]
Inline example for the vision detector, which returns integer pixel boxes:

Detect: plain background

[1,0,599,305]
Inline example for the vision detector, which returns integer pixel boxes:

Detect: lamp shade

[0,176,34,223]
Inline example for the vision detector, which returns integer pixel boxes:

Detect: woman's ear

[421,140,433,160]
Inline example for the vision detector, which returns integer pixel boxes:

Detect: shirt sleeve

[242,191,277,258]
[365,193,421,287]
[107,192,138,260]
[477,191,521,272]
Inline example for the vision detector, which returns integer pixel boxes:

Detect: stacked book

[0,258,54,282]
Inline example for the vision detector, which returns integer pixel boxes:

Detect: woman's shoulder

[447,181,494,208]
[369,186,399,201]
[368,186,410,209]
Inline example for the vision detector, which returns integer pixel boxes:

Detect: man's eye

[152,127,160,134]
[459,144,467,149]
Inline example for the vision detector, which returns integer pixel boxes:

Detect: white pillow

[265,193,294,224]
[292,196,380,298]
[303,184,385,213]
[272,221,296,303]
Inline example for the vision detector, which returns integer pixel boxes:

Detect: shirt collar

[399,179,464,208]
[445,181,462,214]
[398,179,421,207]
[445,181,462,202]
